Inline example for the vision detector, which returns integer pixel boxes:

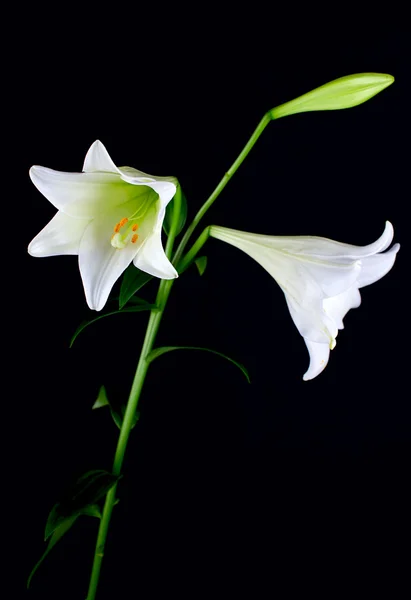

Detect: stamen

[111,218,140,249]
[113,217,129,233]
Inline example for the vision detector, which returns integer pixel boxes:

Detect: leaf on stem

[27,515,78,589]
[146,346,250,383]
[163,186,188,237]
[70,300,157,347]
[45,470,120,540]
[92,385,110,409]
[119,264,153,309]
[92,385,140,430]
[28,468,114,589]
[195,256,208,276]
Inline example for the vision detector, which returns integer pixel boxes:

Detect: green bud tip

[271,73,394,119]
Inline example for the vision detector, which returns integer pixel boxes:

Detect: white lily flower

[28,140,178,311]
[210,223,399,381]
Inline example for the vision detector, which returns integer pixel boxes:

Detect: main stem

[86,279,173,600]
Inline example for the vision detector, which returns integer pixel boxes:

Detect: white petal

[210,223,394,262]
[83,141,177,190]
[143,180,176,206]
[303,340,330,381]
[357,243,400,288]
[277,221,395,260]
[28,211,89,257]
[30,166,137,217]
[133,231,178,279]
[284,293,336,344]
[78,202,140,311]
[132,200,177,279]
[323,286,362,330]
[83,140,119,174]
[210,226,361,296]
[83,140,158,180]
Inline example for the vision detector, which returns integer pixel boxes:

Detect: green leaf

[70,302,157,347]
[27,501,101,589]
[77,503,102,519]
[195,256,208,276]
[110,406,140,430]
[163,186,187,237]
[146,346,250,383]
[119,265,153,309]
[92,385,139,430]
[45,470,120,540]
[27,515,78,589]
[92,385,110,409]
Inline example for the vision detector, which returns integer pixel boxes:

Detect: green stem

[86,281,173,600]
[85,184,183,600]
[173,111,272,268]
[177,227,210,274]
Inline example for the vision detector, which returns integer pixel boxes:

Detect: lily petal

[256,221,394,261]
[284,293,337,345]
[84,141,177,187]
[210,226,361,297]
[134,231,178,279]
[83,140,120,174]
[303,340,330,381]
[358,243,400,287]
[78,201,140,311]
[28,211,89,257]
[30,166,137,218]
[323,286,362,330]
[131,200,178,279]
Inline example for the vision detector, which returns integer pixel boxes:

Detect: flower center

[111,217,139,249]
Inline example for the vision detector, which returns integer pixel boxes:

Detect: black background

[11,22,409,599]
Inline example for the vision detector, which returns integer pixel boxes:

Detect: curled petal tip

[303,340,330,381]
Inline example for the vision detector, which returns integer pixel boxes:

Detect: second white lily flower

[210,223,399,380]
[28,141,178,311]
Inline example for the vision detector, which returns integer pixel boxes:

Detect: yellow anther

[113,217,129,233]
[132,224,139,232]
[131,234,139,244]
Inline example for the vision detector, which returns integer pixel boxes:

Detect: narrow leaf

[92,385,139,430]
[70,302,157,348]
[163,186,188,237]
[119,265,153,309]
[147,346,250,383]
[79,503,102,519]
[27,515,78,589]
[195,256,208,276]
[45,470,120,540]
[27,502,101,589]
[92,385,110,409]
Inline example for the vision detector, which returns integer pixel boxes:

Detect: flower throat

[111,218,139,249]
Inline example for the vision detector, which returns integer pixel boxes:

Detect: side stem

[173,111,271,267]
